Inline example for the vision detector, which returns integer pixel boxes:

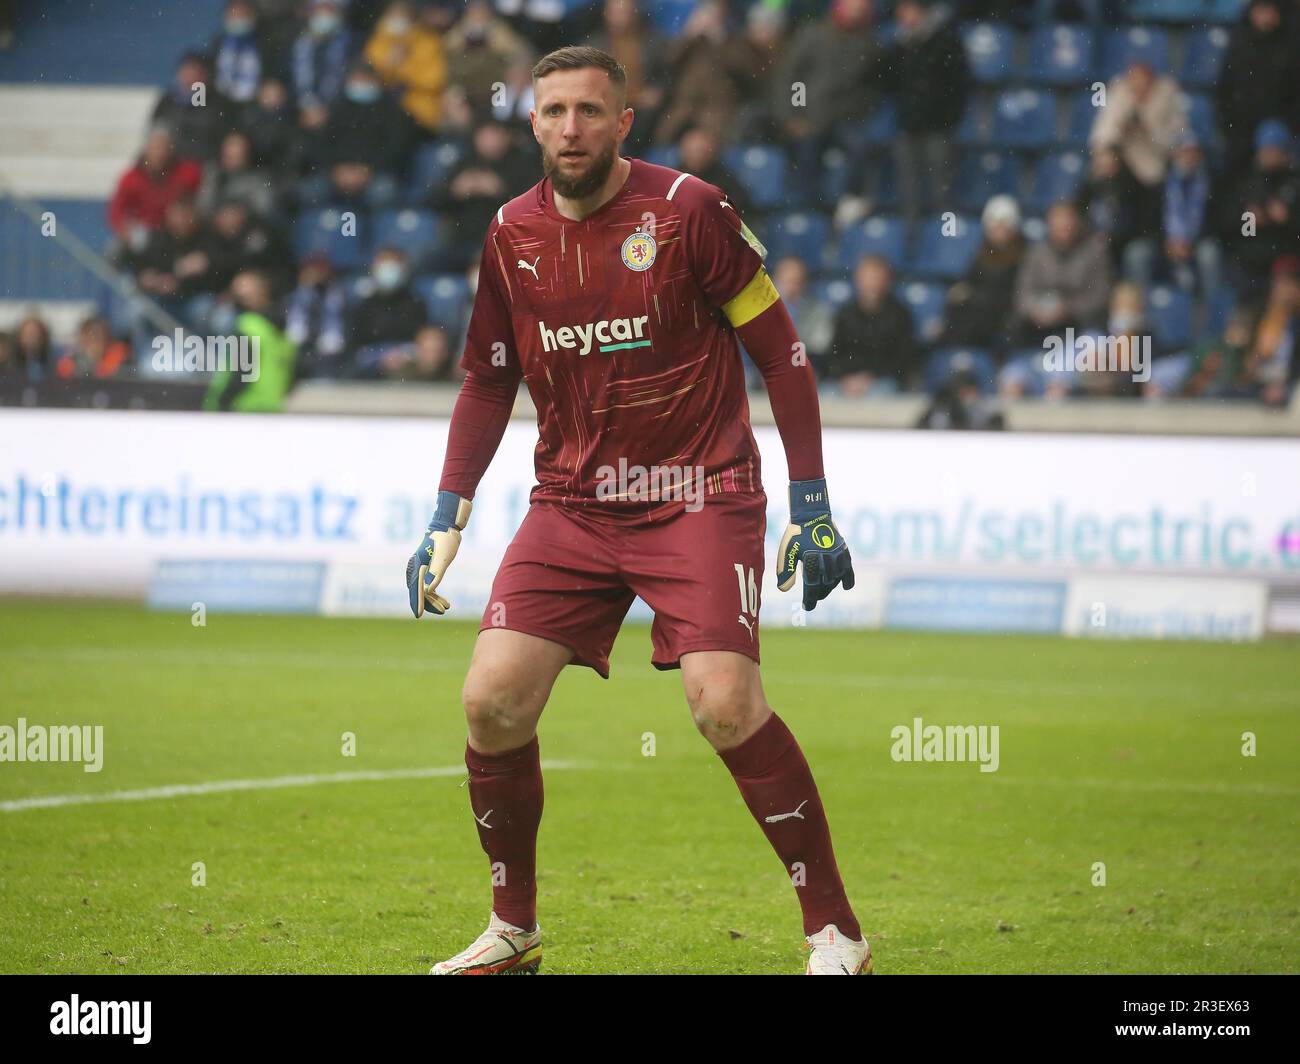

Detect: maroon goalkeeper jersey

[458,156,769,523]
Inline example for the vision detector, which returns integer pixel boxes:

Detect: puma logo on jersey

[475,808,493,829]
[764,800,809,823]
[516,256,540,278]
[538,316,651,356]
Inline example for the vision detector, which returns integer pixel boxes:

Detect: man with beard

[406,47,865,976]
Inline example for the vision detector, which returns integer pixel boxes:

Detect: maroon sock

[718,713,861,939]
[464,736,543,931]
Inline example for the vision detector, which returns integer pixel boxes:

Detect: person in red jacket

[107,126,203,241]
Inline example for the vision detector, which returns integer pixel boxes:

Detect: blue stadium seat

[862,101,899,148]
[837,216,907,271]
[899,281,947,342]
[1026,24,1094,86]
[909,215,981,280]
[1028,151,1086,212]
[414,273,471,332]
[955,96,988,148]
[1205,285,1238,336]
[1180,92,1219,149]
[294,207,368,270]
[408,140,466,201]
[1128,0,1220,21]
[962,23,1018,85]
[956,152,1022,213]
[646,0,696,35]
[991,90,1056,150]
[764,211,832,271]
[1063,89,1100,148]
[723,144,788,211]
[812,277,854,309]
[1179,27,1231,89]
[1146,284,1194,351]
[926,347,997,395]
[1103,26,1171,78]
[641,144,680,169]
[372,208,442,272]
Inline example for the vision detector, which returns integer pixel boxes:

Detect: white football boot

[430,912,542,975]
[804,924,873,975]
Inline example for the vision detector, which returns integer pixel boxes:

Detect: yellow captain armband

[721,265,781,328]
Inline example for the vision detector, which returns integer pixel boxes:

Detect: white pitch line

[0,761,588,814]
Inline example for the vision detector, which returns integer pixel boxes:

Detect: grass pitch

[0,599,1296,974]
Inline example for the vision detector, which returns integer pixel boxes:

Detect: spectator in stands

[108,127,203,239]
[1074,282,1149,398]
[443,0,533,111]
[240,77,303,176]
[916,369,1004,431]
[364,0,449,134]
[302,62,414,211]
[209,0,267,105]
[1220,119,1300,296]
[1089,57,1186,221]
[1013,199,1111,345]
[9,316,53,382]
[824,255,919,396]
[430,119,535,267]
[1076,145,1151,264]
[294,0,353,132]
[1162,306,1257,399]
[1217,0,1295,175]
[347,247,429,376]
[206,198,293,298]
[285,252,349,379]
[770,0,882,212]
[127,198,221,316]
[489,54,538,132]
[153,53,233,163]
[368,322,457,381]
[56,315,130,379]
[0,332,13,376]
[676,125,753,219]
[1124,132,1222,310]
[1241,257,1299,405]
[884,0,970,231]
[583,0,669,155]
[772,256,833,367]
[652,0,780,148]
[203,269,298,412]
[940,194,1025,356]
[198,130,279,219]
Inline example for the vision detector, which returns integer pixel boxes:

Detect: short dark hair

[532,46,627,103]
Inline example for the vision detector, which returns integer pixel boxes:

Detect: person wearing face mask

[294,0,353,132]
[364,0,449,133]
[241,77,304,175]
[209,0,265,105]
[302,62,413,210]
[153,53,234,163]
[348,248,430,377]
[443,0,532,108]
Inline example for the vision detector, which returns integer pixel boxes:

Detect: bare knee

[684,666,770,751]
[462,673,539,752]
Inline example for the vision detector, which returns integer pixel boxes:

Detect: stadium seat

[1180,92,1220,149]
[1146,284,1194,351]
[294,208,368,271]
[1026,24,1095,86]
[900,281,947,342]
[955,96,988,148]
[837,215,907,271]
[723,144,788,211]
[956,152,1022,213]
[372,208,442,272]
[1027,151,1086,212]
[414,273,470,332]
[991,89,1056,150]
[641,144,680,169]
[962,23,1018,85]
[1179,27,1231,89]
[408,140,466,202]
[861,100,900,148]
[645,0,696,35]
[1102,26,1171,78]
[1128,0,1219,21]
[926,347,997,395]
[909,215,981,280]
[763,211,832,272]
[1063,89,1100,148]
[812,277,854,309]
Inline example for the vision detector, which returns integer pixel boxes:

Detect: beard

[542,139,617,200]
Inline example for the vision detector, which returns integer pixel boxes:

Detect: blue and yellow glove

[406,490,472,617]
[776,478,855,611]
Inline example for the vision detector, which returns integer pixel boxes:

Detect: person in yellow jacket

[364,1,448,133]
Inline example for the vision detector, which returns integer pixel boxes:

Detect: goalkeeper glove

[776,477,855,611]
[406,490,472,618]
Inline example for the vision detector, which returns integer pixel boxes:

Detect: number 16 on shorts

[734,564,759,640]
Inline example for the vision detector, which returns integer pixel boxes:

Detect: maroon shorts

[481,492,767,678]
